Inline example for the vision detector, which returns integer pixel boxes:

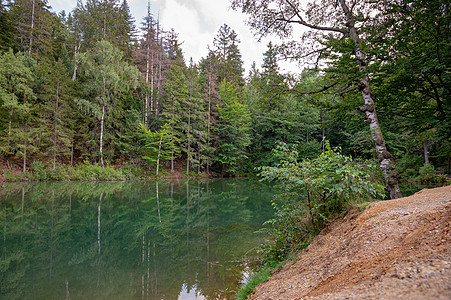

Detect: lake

[0,178,276,300]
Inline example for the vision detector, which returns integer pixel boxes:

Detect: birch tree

[232,0,403,198]
[139,122,175,177]
[77,40,139,166]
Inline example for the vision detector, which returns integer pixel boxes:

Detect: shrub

[47,164,69,181]
[69,161,126,181]
[256,141,385,266]
[30,160,48,181]
[416,163,447,185]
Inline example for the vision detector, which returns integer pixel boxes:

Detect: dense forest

[0,0,449,193]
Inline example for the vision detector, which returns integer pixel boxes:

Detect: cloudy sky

[47,0,302,74]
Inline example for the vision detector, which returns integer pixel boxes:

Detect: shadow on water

[0,178,275,300]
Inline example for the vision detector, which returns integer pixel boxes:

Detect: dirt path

[248,185,451,300]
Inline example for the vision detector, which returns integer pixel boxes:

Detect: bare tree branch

[281,0,348,35]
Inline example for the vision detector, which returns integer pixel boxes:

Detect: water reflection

[0,179,274,300]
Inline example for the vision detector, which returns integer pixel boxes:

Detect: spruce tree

[212,24,244,88]
[0,50,36,172]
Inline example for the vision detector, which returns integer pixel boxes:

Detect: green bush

[236,268,271,300]
[258,202,312,265]
[47,164,69,181]
[30,160,47,181]
[397,154,423,179]
[69,161,127,181]
[416,163,447,185]
[256,141,385,266]
[29,161,69,181]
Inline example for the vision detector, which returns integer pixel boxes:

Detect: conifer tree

[0,0,17,51]
[134,2,166,128]
[198,51,219,174]
[212,24,244,88]
[11,0,53,59]
[69,0,135,58]
[0,50,36,172]
[161,33,187,172]
[36,58,73,168]
[216,80,251,174]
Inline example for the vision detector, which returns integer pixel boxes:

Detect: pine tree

[259,41,286,111]
[36,58,73,168]
[198,51,219,174]
[133,2,166,128]
[212,24,244,88]
[69,0,135,58]
[0,0,17,51]
[215,80,251,174]
[0,49,36,172]
[184,59,208,174]
[161,36,187,172]
[11,0,53,59]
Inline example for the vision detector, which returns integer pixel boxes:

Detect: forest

[0,0,449,195]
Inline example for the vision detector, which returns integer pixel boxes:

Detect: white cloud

[46,0,303,74]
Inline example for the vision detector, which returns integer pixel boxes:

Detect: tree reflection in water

[0,178,275,299]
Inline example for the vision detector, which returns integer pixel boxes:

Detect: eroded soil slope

[249,185,451,300]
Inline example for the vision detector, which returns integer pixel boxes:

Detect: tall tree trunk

[23,121,28,174]
[70,138,74,167]
[100,104,105,167]
[150,52,154,119]
[423,140,430,165]
[206,69,213,175]
[72,43,80,80]
[156,135,162,177]
[53,83,59,170]
[29,0,35,54]
[8,108,13,152]
[186,106,191,174]
[144,42,150,126]
[339,0,402,199]
[100,76,106,167]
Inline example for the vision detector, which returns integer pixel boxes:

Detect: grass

[236,259,290,300]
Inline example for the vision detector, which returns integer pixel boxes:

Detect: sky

[47,0,303,75]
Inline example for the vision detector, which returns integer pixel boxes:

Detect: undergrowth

[236,141,385,299]
[5,160,141,181]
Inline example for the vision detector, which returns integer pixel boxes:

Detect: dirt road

[248,185,451,300]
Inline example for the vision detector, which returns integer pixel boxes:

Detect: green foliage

[29,160,46,180]
[416,164,448,185]
[0,49,36,155]
[77,40,139,164]
[68,161,128,181]
[257,141,385,266]
[258,202,313,265]
[139,122,177,176]
[212,24,245,88]
[29,161,69,181]
[216,80,251,173]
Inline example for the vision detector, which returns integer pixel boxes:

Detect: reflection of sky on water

[178,284,205,300]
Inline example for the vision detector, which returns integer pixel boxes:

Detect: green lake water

[0,178,276,300]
